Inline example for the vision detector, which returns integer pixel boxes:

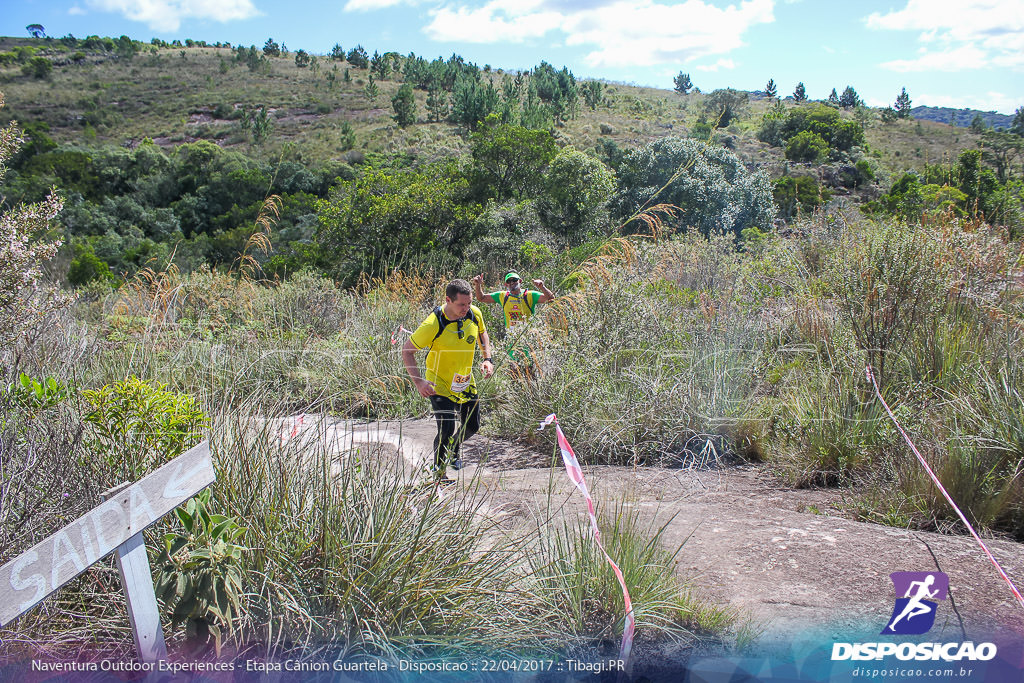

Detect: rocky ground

[281,415,1024,661]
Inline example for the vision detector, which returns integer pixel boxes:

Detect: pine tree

[450,74,498,129]
[339,121,356,150]
[346,45,368,69]
[839,85,861,109]
[894,88,912,119]
[673,72,693,95]
[828,88,839,106]
[364,76,379,103]
[765,78,777,99]
[1012,106,1024,137]
[426,85,448,122]
[520,80,551,129]
[392,83,416,127]
[370,51,391,80]
[583,80,603,110]
[793,82,806,102]
[252,105,270,144]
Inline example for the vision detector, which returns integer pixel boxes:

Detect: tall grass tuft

[209,409,556,658]
[526,496,734,644]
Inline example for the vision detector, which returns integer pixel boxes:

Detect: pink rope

[539,414,636,662]
[866,366,1024,610]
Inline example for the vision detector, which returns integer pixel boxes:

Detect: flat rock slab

[283,417,1024,647]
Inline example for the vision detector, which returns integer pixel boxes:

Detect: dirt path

[285,417,1024,648]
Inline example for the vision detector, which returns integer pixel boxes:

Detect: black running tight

[428,395,480,470]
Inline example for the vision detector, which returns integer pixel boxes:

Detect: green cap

[505,271,521,282]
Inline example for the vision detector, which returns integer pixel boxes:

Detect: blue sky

[4,0,1022,114]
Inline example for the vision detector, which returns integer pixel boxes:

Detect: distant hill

[0,34,995,191]
[911,105,1013,130]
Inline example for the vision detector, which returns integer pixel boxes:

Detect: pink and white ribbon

[539,413,636,662]
[866,366,1024,610]
[279,413,306,441]
[390,325,413,345]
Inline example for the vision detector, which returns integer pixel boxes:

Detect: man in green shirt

[402,279,494,480]
[472,271,554,370]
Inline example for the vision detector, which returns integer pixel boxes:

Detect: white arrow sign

[0,440,214,628]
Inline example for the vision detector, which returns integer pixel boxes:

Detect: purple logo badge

[882,572,949,635]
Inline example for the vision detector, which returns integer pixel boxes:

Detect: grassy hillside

[0,35,986,176]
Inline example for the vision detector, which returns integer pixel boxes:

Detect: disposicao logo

[883,571,948,635]
[831,571,997,662]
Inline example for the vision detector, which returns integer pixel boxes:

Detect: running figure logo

[882,572,949,635]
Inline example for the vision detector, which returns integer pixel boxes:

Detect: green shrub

[778,104,864,152]
[83,376,208,481]
[702,88,747,128]
[785,131,829,163]
[773,176,830,218]
[67,242,115,286]
[520,240,555,268]
[22,56,53,79]
[543,147,615,246]
[613,137,776,239]
[4,373,72,413]
[854,159,875,183]
[155,488,246,653]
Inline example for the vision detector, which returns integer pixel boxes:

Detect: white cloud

[423,0,775,67]
[425,0,562,43]
[880,43,989,72]
[85,0,259,32]
[696,58,735,72]
[568,0,774,68]
[866,0,1024,72]
[68,5,86,15]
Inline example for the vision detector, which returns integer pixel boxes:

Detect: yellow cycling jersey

[489,290,541,329]
[409,304,486,403]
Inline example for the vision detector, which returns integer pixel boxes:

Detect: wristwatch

[482,357,493,362]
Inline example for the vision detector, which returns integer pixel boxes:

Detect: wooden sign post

[0,441,215,663]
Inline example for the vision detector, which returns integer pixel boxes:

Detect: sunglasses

[456,319,465,339]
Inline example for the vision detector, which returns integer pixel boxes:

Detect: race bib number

[450,372,471,393]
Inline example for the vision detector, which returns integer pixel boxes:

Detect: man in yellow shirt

[402,279,494,480]
[472,271,554,370]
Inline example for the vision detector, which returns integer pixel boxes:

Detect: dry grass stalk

[113,260,182,320]
[357,267,438,306]
[231,195,281,282]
